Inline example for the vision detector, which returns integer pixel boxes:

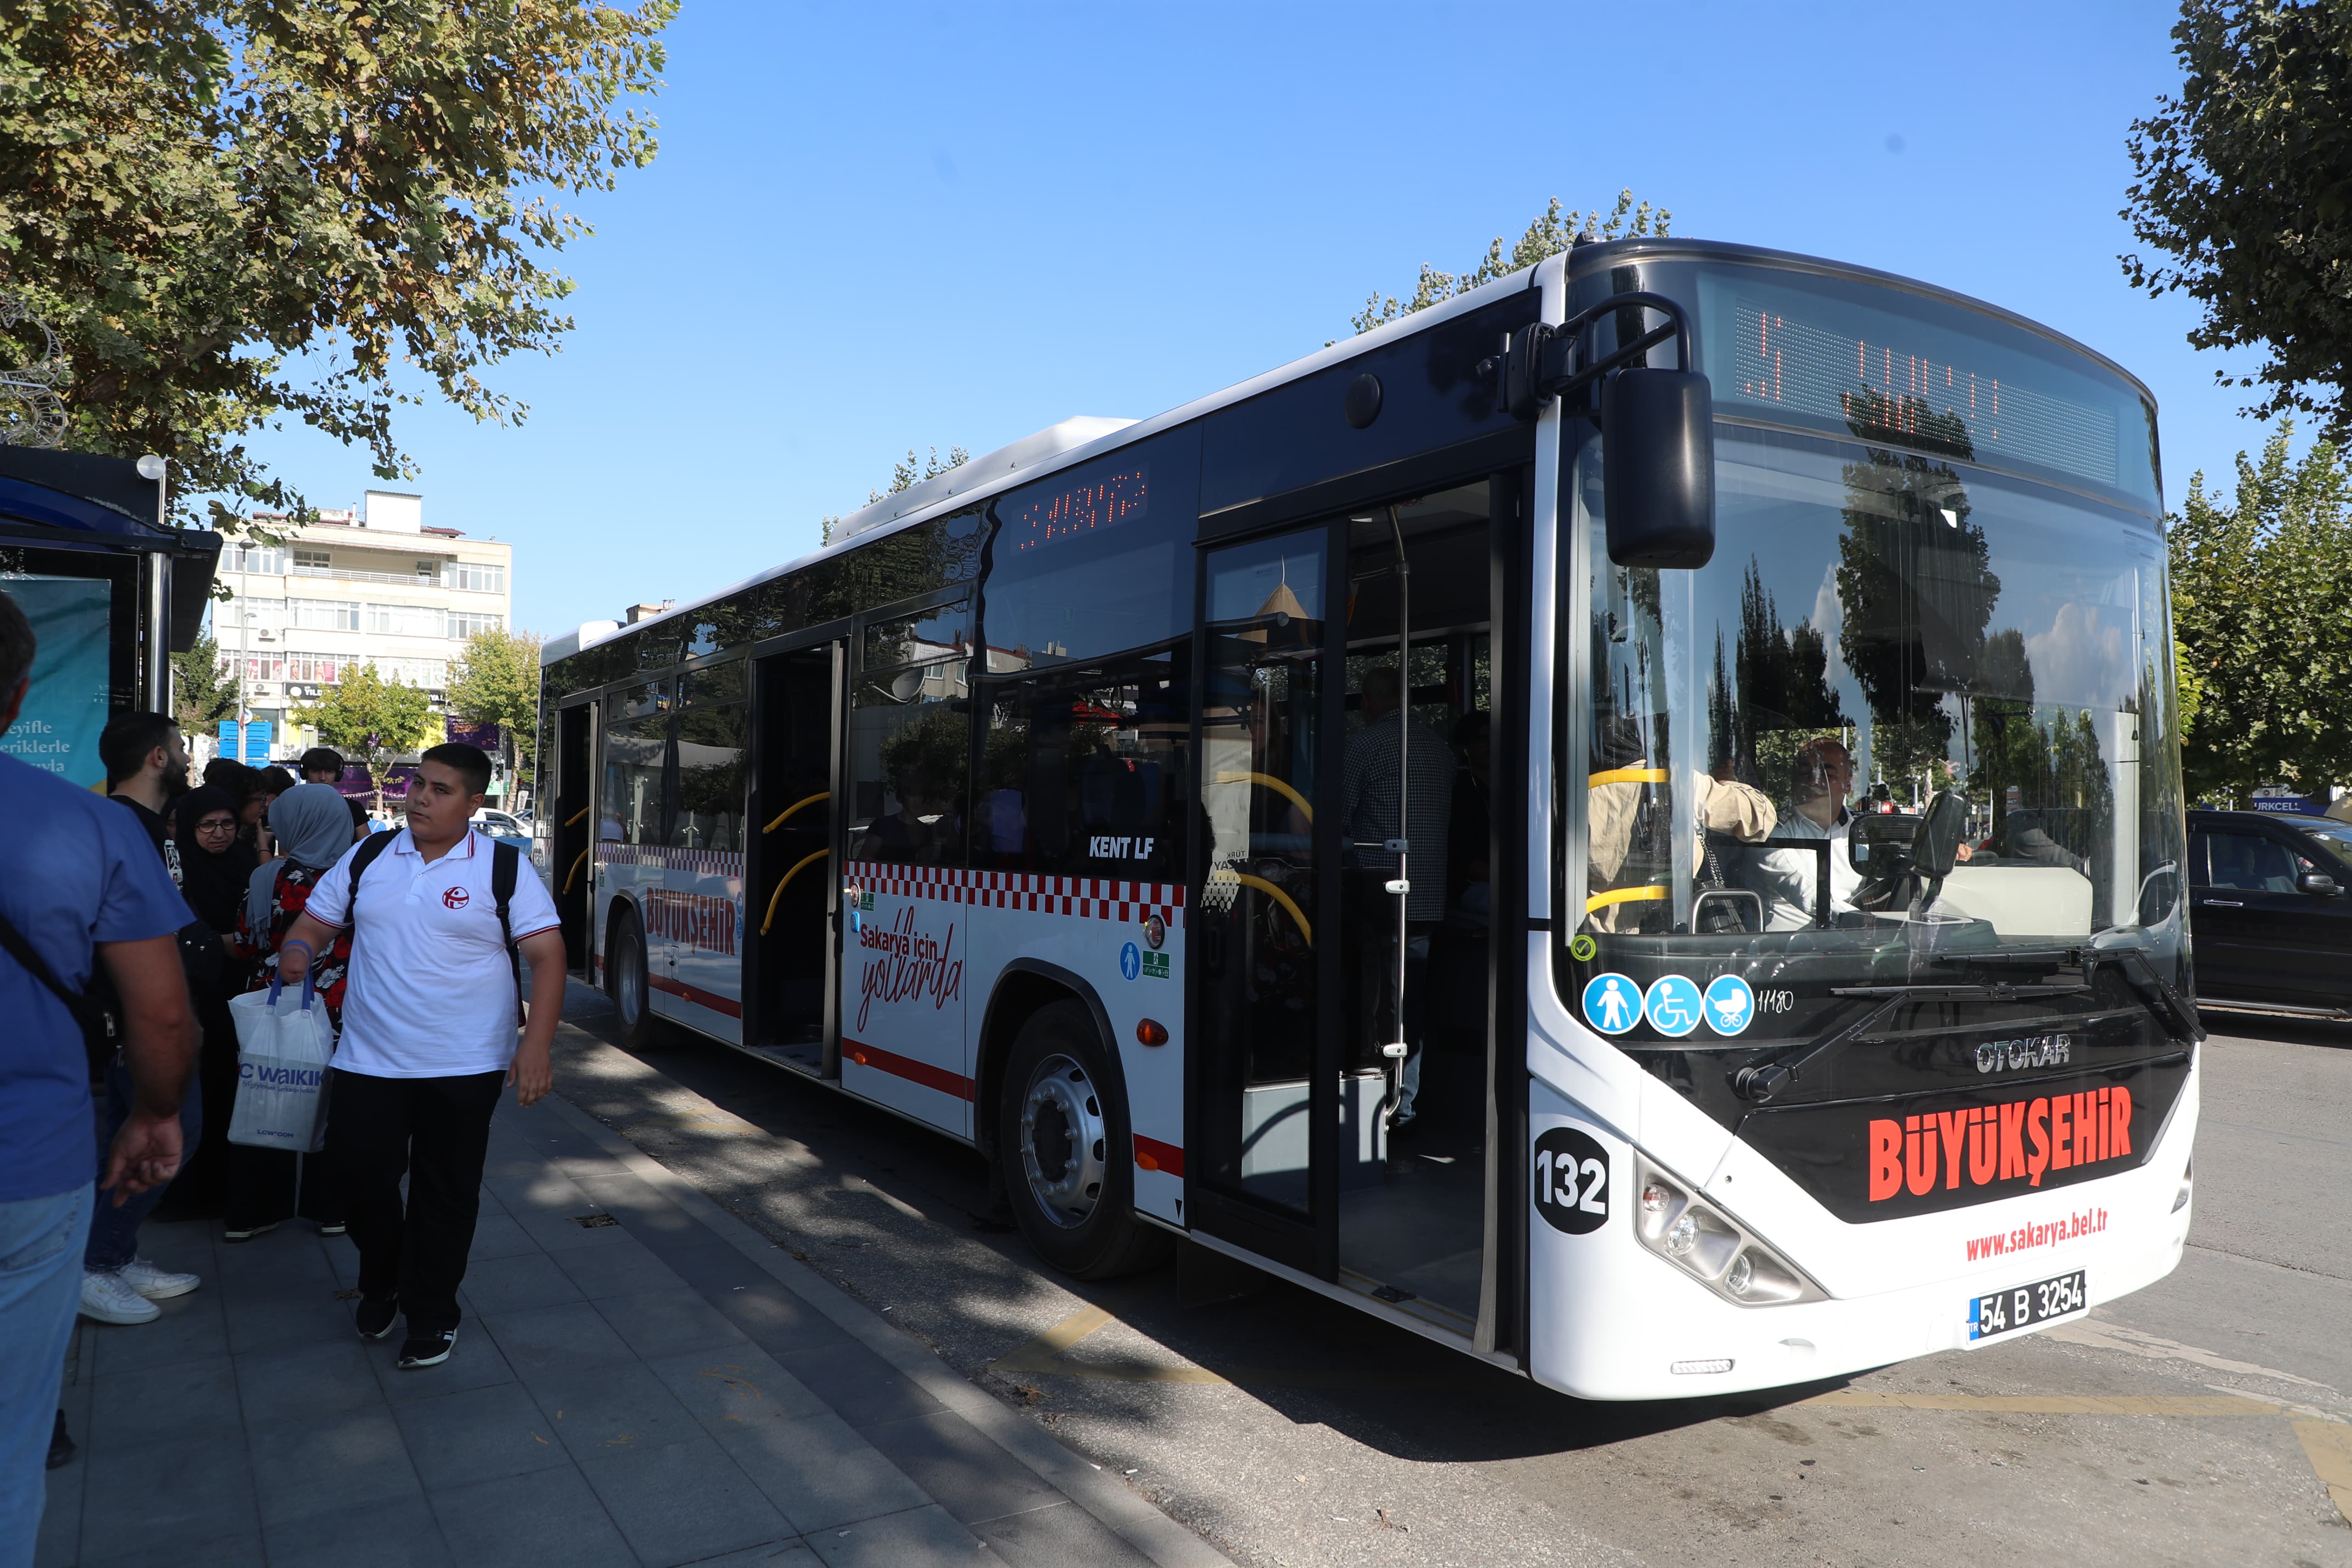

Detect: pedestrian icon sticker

[1119,941,1142,981]
[1644,975,1704,1038]
[1703,975,1756,1037]
[1581,973,1641,1035]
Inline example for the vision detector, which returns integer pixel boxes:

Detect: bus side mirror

[1915,790,1968,879]
[1603,368,1716,570]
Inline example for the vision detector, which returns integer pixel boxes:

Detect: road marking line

[2044,1317,2339,1392]
[2293,1419,2352,1523]
[1800,1390,2288,1416]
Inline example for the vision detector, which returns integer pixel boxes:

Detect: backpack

[345,831,526,1016]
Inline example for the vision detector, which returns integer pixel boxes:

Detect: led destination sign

[1726,299,2121,488]
[1003,464,1148,553]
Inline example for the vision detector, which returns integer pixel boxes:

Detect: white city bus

[536,238,2198,1399]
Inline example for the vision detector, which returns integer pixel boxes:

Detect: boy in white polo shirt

[278,742,565,1368]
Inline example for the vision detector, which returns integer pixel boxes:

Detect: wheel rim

[1018,1053,1107,1229]
[616,924,644,1025]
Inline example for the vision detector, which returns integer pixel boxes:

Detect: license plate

[1967,1270,2086,1341]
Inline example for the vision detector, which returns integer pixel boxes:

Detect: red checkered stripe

[598,844,745,877]
[844,861,1184,928]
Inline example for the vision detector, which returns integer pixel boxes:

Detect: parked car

[471,808,531,847]
[2187,808,2352,1015]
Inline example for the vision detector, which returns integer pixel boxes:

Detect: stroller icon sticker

[1703,975,1756,1037]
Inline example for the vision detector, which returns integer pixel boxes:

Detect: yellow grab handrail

[1585,884,1671,913]
[1213,868,1313,946]
[760,848,831,935]
[565,807,588,826]
[1211,770,1313,826]
[764,791,831,833]
[561,848,590,894]
[1588,767,1670,787]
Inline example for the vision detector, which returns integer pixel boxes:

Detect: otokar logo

[1975,1034,2070,1074]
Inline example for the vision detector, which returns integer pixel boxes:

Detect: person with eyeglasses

[142,788,259,1232]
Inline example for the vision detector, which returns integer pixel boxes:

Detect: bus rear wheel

[998,1000,1168,1280]
[606,906,656,1051]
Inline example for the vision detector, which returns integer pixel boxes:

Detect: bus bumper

[1526,1066,2200,1403]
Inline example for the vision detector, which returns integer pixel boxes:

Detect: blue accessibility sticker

[1581,972,1643,1036]
[1119,941,1142,981]
[1703,975,1756,1037]
[1643,975,1705,1038]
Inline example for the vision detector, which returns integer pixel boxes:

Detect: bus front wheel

[606,906,656,1051]
[998,1001,1169,1280]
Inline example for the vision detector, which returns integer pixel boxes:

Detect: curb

[537,1087,1236,1568]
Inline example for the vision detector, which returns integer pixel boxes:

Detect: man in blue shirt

[0,592,197,1562]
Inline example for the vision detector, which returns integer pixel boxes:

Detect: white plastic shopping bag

[226,972,335,1152]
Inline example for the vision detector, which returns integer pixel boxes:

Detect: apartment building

[214,489,513,754]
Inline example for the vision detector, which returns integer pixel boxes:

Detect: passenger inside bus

[1583,713,1776,934]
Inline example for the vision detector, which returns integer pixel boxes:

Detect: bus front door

[747,640,842,1076]
[1191,523,1343,1278]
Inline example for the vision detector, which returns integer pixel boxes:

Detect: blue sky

[239,1,2268,639]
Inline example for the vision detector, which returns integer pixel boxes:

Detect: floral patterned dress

[232,861,354,1033]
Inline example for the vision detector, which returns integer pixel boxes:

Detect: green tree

[1351,191,1670,335]
[821,445,970,546]
[2166,419,2352,800]
[0,0,673,531]
[294,663,441,812]
[1834,391,2001,790]
[2124,1,2352,442]
[170,630,237,738]
[446,625,543,798]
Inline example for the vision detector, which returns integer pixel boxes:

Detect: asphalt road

[539,979,2352,1568]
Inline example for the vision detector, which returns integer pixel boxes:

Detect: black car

[2188,808,2352,1014]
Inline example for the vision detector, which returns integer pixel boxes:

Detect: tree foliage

[170,630,236,736]
[1351,191,1670,335]
[447,625,543,790]
[0,0,673,528]
[2167,420,2352,800]
[1834,393,2001,787]
[821,445,970,546]
[2123,1,2352,441]
[293,662,441,809]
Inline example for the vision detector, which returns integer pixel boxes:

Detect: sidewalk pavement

[37,1090,1230,1568]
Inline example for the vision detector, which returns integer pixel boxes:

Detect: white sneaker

[117,1257,200,1301]
[80,1270,160,1325]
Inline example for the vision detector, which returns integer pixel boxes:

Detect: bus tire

[606,904,656,1051]
[998,1000,1169,1280]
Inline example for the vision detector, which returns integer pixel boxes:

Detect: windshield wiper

[1740,952,2200,1104]
[1831,981,2092,1002]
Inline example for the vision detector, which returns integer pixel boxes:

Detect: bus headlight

[1634,1158,1826,1308]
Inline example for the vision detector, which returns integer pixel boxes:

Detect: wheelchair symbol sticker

[1644,975,1705,1038]
[1703,975,1756,1036]
[1581,973,1641,1035]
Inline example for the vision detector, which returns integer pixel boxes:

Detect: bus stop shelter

[0,445,220,789]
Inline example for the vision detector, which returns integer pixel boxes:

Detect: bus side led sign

[1004,465,1149,553]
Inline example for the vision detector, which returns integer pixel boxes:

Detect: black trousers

[325,1068,503,1335]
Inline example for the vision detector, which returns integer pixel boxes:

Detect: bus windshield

[1568,417,2185,1002]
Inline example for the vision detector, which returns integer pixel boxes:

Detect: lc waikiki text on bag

[226,972,335,1152]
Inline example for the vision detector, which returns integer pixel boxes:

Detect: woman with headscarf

[221,783,356,1241]
[149,786,254,1221]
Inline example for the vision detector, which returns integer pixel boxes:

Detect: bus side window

[978,646,1190,882]
[847,654,970,867]
[601,679,670,847]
